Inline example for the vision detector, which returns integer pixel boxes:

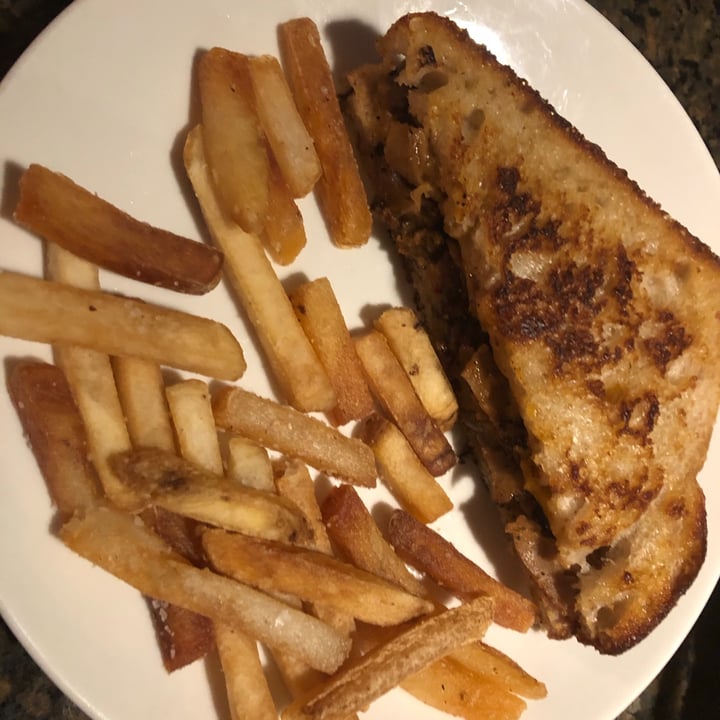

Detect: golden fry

[203,530,433,626]
[354,330,456,476]
[364,415,453,523]
[278,18,371,248]
[213,386,376,487]
[184,125,335,412]
[375,306,458,430]
[249,54,321,198]
[61,506,351,674]
[281,597,494,720]
[0,270,245,380]
[198,48,269,234]
[290,277,374,425]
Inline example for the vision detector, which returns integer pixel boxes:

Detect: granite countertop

[1,1,719,719]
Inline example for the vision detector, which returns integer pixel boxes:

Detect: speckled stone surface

[1,1,718,719]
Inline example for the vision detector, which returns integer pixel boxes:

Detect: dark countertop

[1,1,718,719]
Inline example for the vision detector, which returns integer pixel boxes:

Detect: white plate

[1,1,718,719]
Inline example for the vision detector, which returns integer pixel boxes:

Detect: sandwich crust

[345,11,720,653]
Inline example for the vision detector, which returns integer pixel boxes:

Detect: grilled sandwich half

[345,11,720,653]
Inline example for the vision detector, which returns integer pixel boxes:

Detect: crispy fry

[226,436,275,492]
[166,375,277,718]
[213,387,376,487]
[274,458,357,638]
[320,483,426,597]
[249,54,321,198]
[214,624,277,720]
[113,356,176,452]
[281,597,494,720]
[7,360,100,519]
[60,506,351,674]
[450,642,547,700]
[261,157,307,265]
[203,530,433,626]
[363,415,453,523]
[374,307,458,430]
[289,277,375,425]
[44,246,139,510]
[112,356,212,671]
[183,125,335,412]
[401,656,527,720]
[278,18,371,248]
[387,509,537,632]
[198,48,269,234]
[165,379,223,474]
[0,270,245,380]
[15,164,223,294]
[354,330,456,476]
[109,447,311,544]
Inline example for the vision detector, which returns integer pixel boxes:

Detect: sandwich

[344,11,720,653]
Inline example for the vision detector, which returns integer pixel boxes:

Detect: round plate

[1,1,719,719]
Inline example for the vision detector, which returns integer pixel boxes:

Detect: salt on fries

[2,11,548,720]
[60,506,351,674]
[213,386,377,487]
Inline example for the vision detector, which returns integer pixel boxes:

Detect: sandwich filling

[344,12,720,653]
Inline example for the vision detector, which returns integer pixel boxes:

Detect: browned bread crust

[345,11,720,653]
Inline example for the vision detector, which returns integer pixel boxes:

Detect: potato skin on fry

[15,164,223,294]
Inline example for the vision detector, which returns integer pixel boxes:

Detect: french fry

[203,529,433,626]
[354,330,456,476]
[60,506,351,674]
[281,597,494,720]
[400,656,527,720]
[249,54,322,198]
[214,386,376,486]
[274,458,357,638]
[278,18,372,248]
[109,447,311,544]
[7,360,100,520]
[0,270,246,381]
[374,307,458,430]
[113,356,213,671]
[14,163,223,294]
[289,277,375,426]
[44,246,139,510]
[387,510,537,633]
[166,376,277,720]
[214,624,277,720]
[261,157,307,265]
[183,125,336,412]
[165,379,223,474]
[363,415,453,523]
[450,642,547,700]
[113,356,176,452]
[226,436,275,492]
[320,483,426,597]
[198,48,269,234]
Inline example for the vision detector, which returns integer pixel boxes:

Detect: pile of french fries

[1,16,547,720]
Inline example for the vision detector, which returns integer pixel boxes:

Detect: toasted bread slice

[345,12,720,653]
